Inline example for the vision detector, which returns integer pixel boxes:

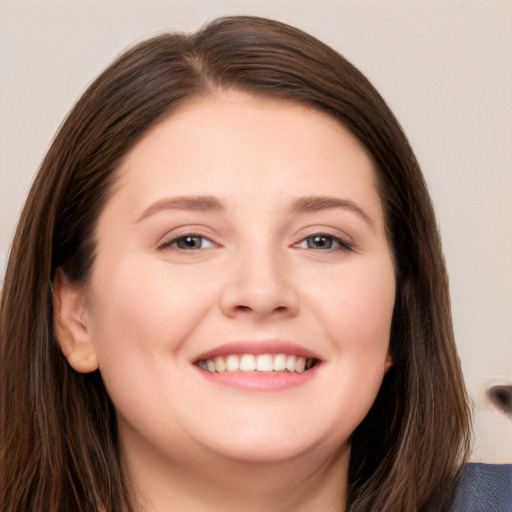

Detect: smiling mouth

[196,354,319,374]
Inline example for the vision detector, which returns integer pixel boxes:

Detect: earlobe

[384,351,393,373]
[67,348,99,373]
[52,268,99,373]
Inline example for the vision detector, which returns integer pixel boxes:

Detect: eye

[297,234,353,251]
[160,234,215,251]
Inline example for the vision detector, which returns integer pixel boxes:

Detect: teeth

[214,356,226,373]
[273,354,287,371]
[226,355,239,372]
[198,353,316,374]
[295,356,306,373]
[239,354,256,371]
[285,355,296,372]
[256,354,273,372]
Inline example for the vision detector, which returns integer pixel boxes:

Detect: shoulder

[454,463,512,512]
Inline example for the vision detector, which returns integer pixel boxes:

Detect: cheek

[85,256,222,435]
[315,258,396,352]
[320,262,395,429]
[86,256,217,370]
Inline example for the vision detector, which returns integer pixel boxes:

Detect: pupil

[179,236,201,249]
[309,235,332,249]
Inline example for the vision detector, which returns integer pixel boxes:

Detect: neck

[124,441,350,512]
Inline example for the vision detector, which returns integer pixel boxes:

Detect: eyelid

[296,233,354,251]
[157,229,218,251]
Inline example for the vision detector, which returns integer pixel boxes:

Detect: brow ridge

[289,195,372,225]
[137,195,225,222]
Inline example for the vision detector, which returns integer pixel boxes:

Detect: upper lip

[193,339,323,363]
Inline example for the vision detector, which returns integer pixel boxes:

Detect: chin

[191,421,347,465]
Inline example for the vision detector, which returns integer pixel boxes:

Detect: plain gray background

[1,0,511,462]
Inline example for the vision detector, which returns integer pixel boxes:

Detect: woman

[0,16,471,511]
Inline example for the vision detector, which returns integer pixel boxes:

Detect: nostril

[487,384,512,417]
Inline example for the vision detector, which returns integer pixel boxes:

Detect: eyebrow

[136,193,373,227]
[136,195,225,222]
[289,195,373,227]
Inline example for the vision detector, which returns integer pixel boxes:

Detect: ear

[384,350,393,373]
[52,268,98,373]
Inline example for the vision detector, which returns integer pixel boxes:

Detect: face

[65,92,395,470]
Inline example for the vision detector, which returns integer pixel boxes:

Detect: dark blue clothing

[454,463,512,512]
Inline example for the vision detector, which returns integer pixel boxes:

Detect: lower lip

[194,365,320,392]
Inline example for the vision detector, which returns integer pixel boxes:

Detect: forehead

[103,91,385,231]
[119,92,376,185]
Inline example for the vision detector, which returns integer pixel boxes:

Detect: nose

[219,245,299,319]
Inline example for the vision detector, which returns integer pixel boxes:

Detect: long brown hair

[0,16,471,511]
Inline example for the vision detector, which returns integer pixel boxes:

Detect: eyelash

[158,233,354,253]
[158,233,215,251]
[295,234,354,252]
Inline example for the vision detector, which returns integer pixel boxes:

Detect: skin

[54,91,395,511]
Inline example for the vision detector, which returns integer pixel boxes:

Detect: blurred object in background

[488,384,512,419]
